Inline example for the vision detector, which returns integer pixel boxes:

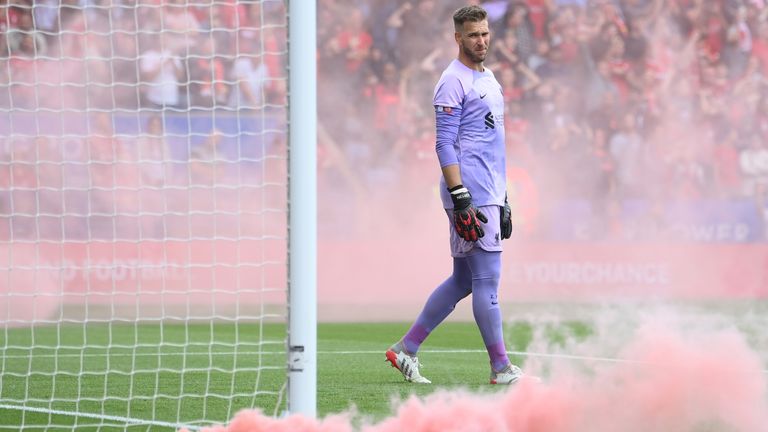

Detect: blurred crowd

[0,0,287,110]
[2,0,768,240]
[0,0,288,240]
[315,0,768,239]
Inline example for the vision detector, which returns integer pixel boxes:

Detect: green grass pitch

[0,320,591,431]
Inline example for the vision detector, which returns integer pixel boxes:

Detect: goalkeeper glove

[500,193,512,240]
[449,185,487,242]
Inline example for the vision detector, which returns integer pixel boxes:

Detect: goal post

[287,0,318,418]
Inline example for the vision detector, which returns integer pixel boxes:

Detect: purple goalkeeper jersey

[434,59,506,209]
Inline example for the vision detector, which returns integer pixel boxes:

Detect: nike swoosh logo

[480,93,487,99]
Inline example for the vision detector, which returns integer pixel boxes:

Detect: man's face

[456,19,490,64]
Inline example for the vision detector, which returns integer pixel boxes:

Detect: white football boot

[489,363,524,385]
[385,344,431,384]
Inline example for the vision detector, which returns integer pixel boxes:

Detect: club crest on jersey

[435,106,453,114]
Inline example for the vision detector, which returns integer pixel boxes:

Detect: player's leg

[398,257,472,353]
[386,258,472,383]
[465,249,523,384]
[465,250,508,370]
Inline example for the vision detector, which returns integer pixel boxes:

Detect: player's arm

[441,164,462,189]
[442,164,488,241]
[435,104,487,242]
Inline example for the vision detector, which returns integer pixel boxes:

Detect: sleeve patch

[435,106,453,114]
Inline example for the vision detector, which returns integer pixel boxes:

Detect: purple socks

[401,250,510,371]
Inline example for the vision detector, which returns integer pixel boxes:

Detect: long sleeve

[435,106,463,167]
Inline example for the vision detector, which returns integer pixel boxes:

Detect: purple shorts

[446,205,503,257]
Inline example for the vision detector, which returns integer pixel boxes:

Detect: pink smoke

[181,322,768,432]
[178,411,354,432]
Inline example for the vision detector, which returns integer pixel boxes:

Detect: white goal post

[287,0,318,418]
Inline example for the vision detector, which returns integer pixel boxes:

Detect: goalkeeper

[386,5,526,385]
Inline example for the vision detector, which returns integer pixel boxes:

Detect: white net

[0,0,289,429]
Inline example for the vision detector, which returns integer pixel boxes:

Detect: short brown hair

[453,5,488,32]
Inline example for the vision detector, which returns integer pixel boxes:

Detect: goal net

[1,0,290,429]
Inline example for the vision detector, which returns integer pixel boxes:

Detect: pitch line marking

[4,349,768,373]
[0,403,200,431]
